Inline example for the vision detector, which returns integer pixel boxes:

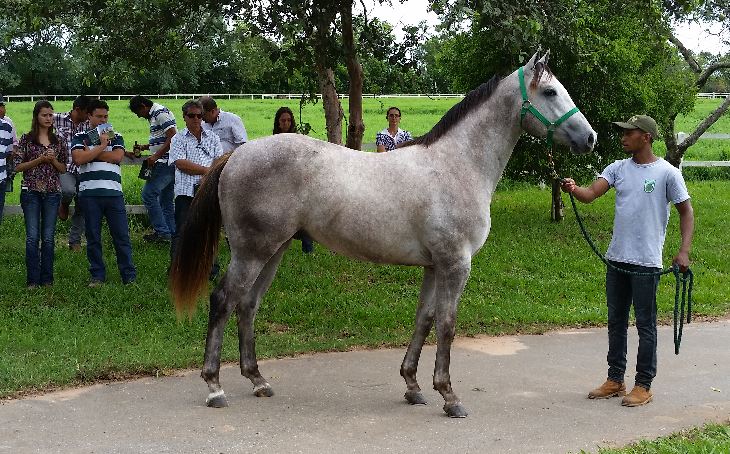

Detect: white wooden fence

[4,92,728,103]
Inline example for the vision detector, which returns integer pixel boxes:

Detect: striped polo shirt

[0,117,13,182]
[148,103,176,162]
[71,130,126,197]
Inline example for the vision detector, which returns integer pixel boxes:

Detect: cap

[612,114,658,138]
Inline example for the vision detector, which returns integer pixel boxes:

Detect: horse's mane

[399,74,501,149]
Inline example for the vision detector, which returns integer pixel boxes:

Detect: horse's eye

[544,88,557,97]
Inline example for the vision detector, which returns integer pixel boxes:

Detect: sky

[363,0,729,55]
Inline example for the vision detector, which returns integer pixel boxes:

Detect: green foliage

[597,423,730,453]
[428,0,699,182]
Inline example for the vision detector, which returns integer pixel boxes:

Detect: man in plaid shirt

[54,95,91,251]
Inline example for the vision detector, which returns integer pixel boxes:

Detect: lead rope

[547,155,693,354]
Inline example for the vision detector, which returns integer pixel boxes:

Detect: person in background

[0,95,15,223]
[54,95,91,251]
[169,100,225,277]
[561,114,694,407]
[272,106,313,254]
[199,96,247,153]
[129,95,177,243]
[71,99,137,286]
[13,100,67,288]
[273,106,297,134]
[375,106,412,152]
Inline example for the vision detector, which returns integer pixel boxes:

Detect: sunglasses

[186,113,203,119]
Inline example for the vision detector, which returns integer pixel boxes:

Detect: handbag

[138,159,152,180]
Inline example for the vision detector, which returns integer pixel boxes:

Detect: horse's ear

[525,47,542,68]
[538,49,550,65]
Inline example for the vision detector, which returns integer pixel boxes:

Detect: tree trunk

[311,2,343,145]
[315,64,344,145]
[551,180,565,222]
[340,3,365,150]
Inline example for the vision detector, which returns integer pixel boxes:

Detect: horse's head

[517,50,597,154]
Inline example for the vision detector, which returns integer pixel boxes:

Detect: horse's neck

[431,83,522,195]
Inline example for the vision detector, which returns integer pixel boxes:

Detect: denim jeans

[171,195,219,279]
[60,172,85,246]
[21,190,61,285]
[606,260,660,390]
[78,195,137,283]
[142,162,175,237]
[0,179,6,224]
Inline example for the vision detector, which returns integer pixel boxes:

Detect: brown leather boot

[621,386,653,407]
[587,379,626,399]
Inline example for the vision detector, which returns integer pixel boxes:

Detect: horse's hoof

[253,384,274,397]
[206,392,228,408]
[443,403,468,418]
[404,390,428,405]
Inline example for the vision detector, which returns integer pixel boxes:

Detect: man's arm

[560,177,610,203]
[148,127,177,164]
[672,199,694,272]
[72,135,108,165]
[96,147,124,164]
[174,159,209,176]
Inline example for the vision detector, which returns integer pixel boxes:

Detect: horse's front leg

[237,242,290,397]
[432,260,471,418]
[401,266,436,405]
[202,274,237,408]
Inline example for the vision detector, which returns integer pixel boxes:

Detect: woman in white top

[375,106,412,152]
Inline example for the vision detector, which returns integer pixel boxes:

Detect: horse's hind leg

[201,272,236,407]
[237,241,291,397]
[401,266,436,405]
[202,259,266,408]
[432,259,471,418]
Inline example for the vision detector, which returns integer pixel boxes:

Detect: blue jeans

[21,190,61,285]
[78,195,137,283]
[142,162,175,237]
[0,179,6,224]
[60,172,85,246]
[606,260,660,390]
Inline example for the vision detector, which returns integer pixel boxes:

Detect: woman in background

[13,100,67,288]
[376,106,412,152]
[273,106,313,254]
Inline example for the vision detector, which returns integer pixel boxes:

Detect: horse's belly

[314,233,431,266]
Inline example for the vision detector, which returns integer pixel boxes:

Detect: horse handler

[561,114,694,407]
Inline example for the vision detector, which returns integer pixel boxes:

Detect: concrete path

[2,321,729,454]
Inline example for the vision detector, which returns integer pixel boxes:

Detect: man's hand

[561,178,577,193]
[99,133,109,148]
[146,155,158,167]
[673,251,690,272]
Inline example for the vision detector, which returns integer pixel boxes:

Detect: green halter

[518,66,580,149]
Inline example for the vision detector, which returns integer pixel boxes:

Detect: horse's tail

[169,152,233,317]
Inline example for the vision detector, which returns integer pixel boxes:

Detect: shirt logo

[644,179,656,193]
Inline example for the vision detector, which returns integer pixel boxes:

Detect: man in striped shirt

[71,99,136,286]
[54,95,91,251]
[129,96,177,243]
[0,95,15,223]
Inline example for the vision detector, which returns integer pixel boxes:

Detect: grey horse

[169,51,597,418]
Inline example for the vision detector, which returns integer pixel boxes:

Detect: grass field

[596,422,730,453]
[1,179,728,397]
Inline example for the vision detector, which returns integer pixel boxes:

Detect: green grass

[1,180,728,397]
[595,422,730,453]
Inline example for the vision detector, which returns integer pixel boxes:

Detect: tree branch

[697,61,730,88]
[668,34,701,73]
[678,94,730,153]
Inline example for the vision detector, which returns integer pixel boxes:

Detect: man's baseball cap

[612,114,658,138]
